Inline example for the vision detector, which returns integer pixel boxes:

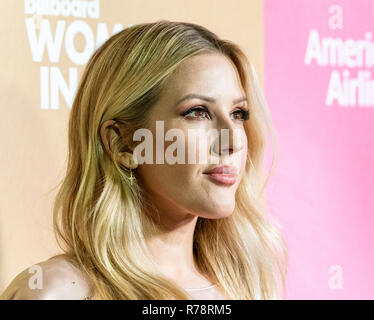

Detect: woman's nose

[209,121,244,157]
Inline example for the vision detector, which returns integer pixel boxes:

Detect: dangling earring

[128,167,136,185]
[123,152,138,186]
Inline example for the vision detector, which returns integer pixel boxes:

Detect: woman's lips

[204,173,237,186]
[203,165,237,186]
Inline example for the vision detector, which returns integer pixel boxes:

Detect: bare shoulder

[0,254,95,300]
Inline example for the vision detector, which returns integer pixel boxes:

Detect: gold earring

[123,152,137,186]
[128,168,136,185]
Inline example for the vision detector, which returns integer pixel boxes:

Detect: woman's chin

[198,204,235,219]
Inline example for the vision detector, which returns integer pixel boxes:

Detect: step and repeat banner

[265,0,374,299]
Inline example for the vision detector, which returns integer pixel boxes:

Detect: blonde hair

[52,20,288,299]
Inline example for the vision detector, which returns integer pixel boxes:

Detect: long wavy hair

[52,20,288,299]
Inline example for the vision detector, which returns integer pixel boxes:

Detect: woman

[1,20,288,300]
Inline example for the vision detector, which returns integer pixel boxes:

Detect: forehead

[162,53,245,101]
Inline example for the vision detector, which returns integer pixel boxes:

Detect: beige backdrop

[0,0,264,293]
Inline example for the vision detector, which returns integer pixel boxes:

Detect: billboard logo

[25,0,100,19]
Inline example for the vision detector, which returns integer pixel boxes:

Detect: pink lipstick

[203,165,237,186]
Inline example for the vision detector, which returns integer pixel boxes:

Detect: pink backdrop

[264,0,374,299]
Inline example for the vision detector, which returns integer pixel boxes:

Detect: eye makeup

[180,105,250,121]
[181,106,211,119]
[231,108,249,121]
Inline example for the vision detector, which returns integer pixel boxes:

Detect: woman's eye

[182,107,211,120]
[181,106,250,121]
[230,109,250,121]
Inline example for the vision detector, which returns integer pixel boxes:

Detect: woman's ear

[99,120,129,165]
[100,120,138,169]
[100,120,120,157]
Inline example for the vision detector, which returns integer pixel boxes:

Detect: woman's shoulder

[0,254,95,300]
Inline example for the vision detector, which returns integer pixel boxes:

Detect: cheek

[137,160,198,205]
[242,137,248,164]
[136,123,198,191]
[241,148,248,178]
[138,163,190,189]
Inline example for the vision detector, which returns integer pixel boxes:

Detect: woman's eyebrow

[175,94,247,106]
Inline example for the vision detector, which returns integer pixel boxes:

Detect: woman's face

[135,53,248,221]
